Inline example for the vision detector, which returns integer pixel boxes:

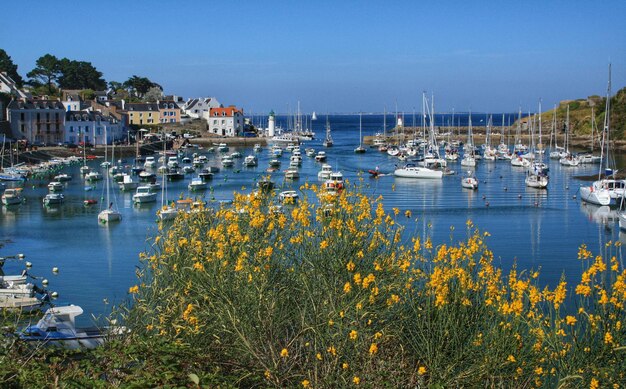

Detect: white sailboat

[582,65,620,206]
[525,103,549,189]
[579,107,602,164]
[354,113,366,153]
[559,106,580,166]
[158,135,178,221]
[461,112,476,167]
[322,115,333,147]
[549,106,566,159]
[98,126,122,224]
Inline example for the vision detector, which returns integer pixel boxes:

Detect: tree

[143,86,163,102]
[57,58,106,90]
[108,81,123,91]
[27,54,61,94]
[0,49,24,87]
[123,75,161,97]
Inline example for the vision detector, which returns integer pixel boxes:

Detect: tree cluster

[0,49,163,101]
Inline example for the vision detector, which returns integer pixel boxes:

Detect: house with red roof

[205,106,244,137]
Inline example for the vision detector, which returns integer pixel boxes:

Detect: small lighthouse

[396,114,403,128]
[268,110,276,137]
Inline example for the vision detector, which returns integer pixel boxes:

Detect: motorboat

[278,190,299,203]
[118,174,139,191]
[284,167,299,180]
[217,143,229,152]
[393,164,443,179]
[269,159,281,168]
[85,171,103,182]
[19,305,126,349]
[314,151,327,162]
[54,174,72,182]
[271,146,283,157]
[318,164,333,180]
[132,186,157,204]
[139,171,156,182]
[182,165,195,174]
[167,157,179,169]
[47,181,64,192]
[325,172,345,191]
[221,156,234,167]
[230,151,242,159]
[305,148,316,157]
[165,169,185,181]
[188,177,208,191]
[198,169,214,181]
[243,155,258,167]
[1,188,24,205]
[253,144,262,152]
[43,193,64,206]
[144,157,157,169]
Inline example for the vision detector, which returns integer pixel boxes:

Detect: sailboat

[482,115,497,161]
[158,133,178,221]
[549,106,566,159]
[0,136,25,181]
[354,113,366,153]
[79,129,90,175]
[322,115,333,147]
[98,126,122,224]
[559,106,580,166]
[579,107,602,164]
[461,113,476,167]
[525,103,549,189]
[582,64,621,207]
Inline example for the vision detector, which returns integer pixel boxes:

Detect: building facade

[205,106,244,137]
[158,100,181,124]
[7,100,66,144]
[125,102,159,126]
[183,97,221,119]
[64,111,125,145]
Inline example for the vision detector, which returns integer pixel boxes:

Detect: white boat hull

[394,166,443,179]
[579,186,611,206]
[525,174,549,189]
[98,210,122,223]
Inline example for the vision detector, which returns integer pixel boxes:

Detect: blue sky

[2,0,625,113]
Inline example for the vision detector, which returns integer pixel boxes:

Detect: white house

[183,97,221,119]
[0,72,30,99]
[204,106,244,137]
[64,111,125,145]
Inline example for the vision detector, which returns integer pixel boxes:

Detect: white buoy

[42,279,49,285]
[52,267,59,273]
[25,261,32,268]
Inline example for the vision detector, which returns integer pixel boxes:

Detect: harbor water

[1,114,624,319]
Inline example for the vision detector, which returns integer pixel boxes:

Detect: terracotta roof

[209,107,243,117]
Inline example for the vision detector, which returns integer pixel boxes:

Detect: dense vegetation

[0,49,161,101]
[1,183,625,387]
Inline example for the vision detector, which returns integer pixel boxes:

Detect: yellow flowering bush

[122,186,626,388]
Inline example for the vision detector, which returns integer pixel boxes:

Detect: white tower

[268,110,276,137]
[397,114,403,128]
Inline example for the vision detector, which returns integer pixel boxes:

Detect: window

[20,112,24,120]
[140,113,143,117]
[70,126,74,133]
[213,120,217,124]
[130,113,134,117]
[170,119,175,123]
[97,127,101,135]
[221,120,225,124]
[149,113,152,117]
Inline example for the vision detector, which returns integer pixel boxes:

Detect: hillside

[518,86,626,141]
